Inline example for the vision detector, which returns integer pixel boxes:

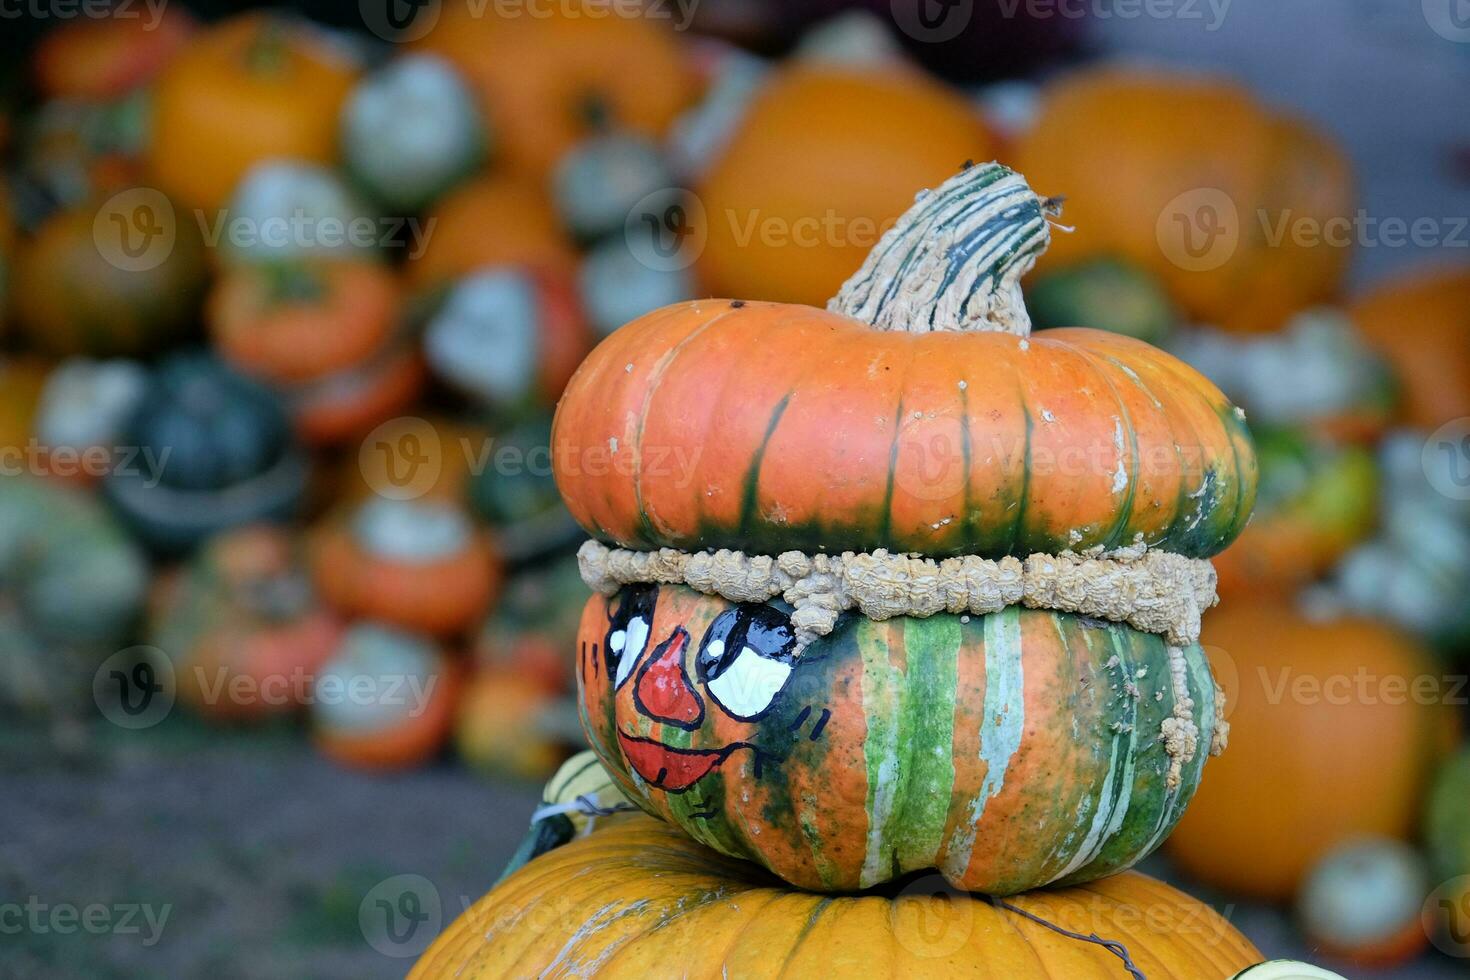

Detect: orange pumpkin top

[407,173,577,290]
[148,14,360,212]
[208,261,401,382]
[1012,66,1354,334]
[1350,265,1470,429]
[415,1,695,175]
[697,63,996,307]
[553,163,1257,560]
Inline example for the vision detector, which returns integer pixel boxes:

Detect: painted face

[579,585,830,794]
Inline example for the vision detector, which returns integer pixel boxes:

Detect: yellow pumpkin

[411,814,1262,979]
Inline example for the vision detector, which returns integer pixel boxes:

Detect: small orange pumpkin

[411,813,1264,979]
[1012,66,1354,334]
[697,64,996,306]
[455,668,574,781]
[208,261,401,383]
[148,13,360,212]
[415,1,695,175]
[406,173,577,290]
[11,200,208,356]
[1167,600,1460,901]
[311,623,461,770]
[149,525,341,722]
[32,6,195,100]
[1349,265,1470,429]
[310,498,501,637]
[288,346,426,447]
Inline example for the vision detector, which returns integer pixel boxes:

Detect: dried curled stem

[578,539,1217,655]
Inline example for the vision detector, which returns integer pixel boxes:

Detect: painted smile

[617,730,751,792]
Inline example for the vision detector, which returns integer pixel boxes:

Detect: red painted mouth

[617,730,748,792]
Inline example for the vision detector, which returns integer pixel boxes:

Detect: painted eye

[697,604,795,721]
[606,586,656,689]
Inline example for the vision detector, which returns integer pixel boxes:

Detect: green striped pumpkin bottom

[575,583,1220,896]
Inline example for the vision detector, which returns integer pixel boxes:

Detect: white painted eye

[707,647,792,721]
[609,630,626,654]
[614,615,649,689]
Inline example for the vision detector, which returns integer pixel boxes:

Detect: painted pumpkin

[0,476,148,714]
[1425,749,1470,957]
[455,668,576,781]
[208,261,400,383]
[422,267,590,418]
[102,353,308,553]
[406,173,577,290]
[696,64,996,306]
[1350,265,1470,429]
[11,199,207,357]
[1012,67,1354,335]
[1212,429,1378,599]
[1296,837,1430,970]
[577,584,1221,895]
[415,1,695,175]
[311,623,459,770]
[149,525,341,722]
[1166,600,1460,901]
[340,53,486,214]
[31,6,195,100]
[147,13,360,212]
[410,813,1263,979]
[310,498,501,637]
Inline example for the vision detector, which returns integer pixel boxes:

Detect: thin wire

[992,897,1147,980]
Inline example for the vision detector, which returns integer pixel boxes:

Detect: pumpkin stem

[828,161,1059,336]
[992,898,1147,980]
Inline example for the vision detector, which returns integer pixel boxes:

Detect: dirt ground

[2,717,1462,979]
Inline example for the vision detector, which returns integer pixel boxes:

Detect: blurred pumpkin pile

[0,2,1464,975]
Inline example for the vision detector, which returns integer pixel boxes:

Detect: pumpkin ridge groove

[778,896,834,974]
[738,392,794,540]
[1070,343,1142,551]
[1008,393,1033,554]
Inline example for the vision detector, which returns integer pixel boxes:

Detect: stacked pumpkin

[412,163,1283,976]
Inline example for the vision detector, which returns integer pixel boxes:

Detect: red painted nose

[634,628,704,730]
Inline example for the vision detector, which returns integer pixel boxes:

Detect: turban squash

[409,813,1263,979]
[552,163,1256,895]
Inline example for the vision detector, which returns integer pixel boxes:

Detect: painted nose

[634,627,704,730]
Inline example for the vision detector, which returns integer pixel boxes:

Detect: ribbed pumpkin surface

[409,815,1262,979]
[551,300,1256,560]
[576,585,1220,896]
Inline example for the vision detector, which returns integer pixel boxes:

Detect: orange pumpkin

[0,358,51,455]
[1166,600,1460,901]
[696,64,996,306]
[310,498,501,637]
[208,261,401,383]
[11,200,208,356]
[1349,265,1470,429]
[288,346,426,447]
[311,624,461,770]
[1012,66,1354,334]
[149,525,342,722]
[554,164,1256,560]
[455,668,573,781]
[411,814,1264,979]
[32,6,195,100]
[415,1,695,175]
[341,415,487,506]
[148,13,360,212]
[406,173,577,290]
